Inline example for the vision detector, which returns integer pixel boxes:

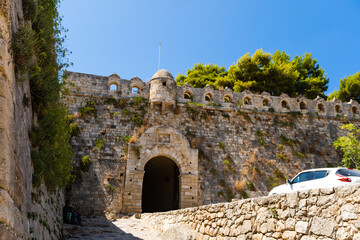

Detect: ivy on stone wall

[13,0,73,191]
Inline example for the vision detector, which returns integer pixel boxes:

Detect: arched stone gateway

[142,156,180,212]
[122,126,199,214]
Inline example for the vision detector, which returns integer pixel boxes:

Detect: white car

[268,167,360,196]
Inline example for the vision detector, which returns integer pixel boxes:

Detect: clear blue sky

[59,0,360,95]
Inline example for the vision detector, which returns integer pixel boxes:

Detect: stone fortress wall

[63,69,359,216]
[143,183,360,240]
[0,1,64,239]
[65,71,360,119]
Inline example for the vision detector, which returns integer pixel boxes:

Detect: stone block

[282,231,296,240]
[295,221,308,234]
[309,217,335,237]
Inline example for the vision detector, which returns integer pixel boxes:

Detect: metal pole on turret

[158,43,161,70]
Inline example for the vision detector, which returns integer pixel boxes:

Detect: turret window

[162,81,167,86]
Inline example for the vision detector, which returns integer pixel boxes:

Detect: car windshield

[336,169,360,177]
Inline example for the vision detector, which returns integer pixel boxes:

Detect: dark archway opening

[142,156,180,213]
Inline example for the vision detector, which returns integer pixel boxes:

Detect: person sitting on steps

[63,199,83,226]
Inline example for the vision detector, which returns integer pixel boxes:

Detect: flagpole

[158,43,161,70]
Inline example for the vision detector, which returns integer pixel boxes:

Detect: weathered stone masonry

[0,1,64,239]
[143,183,360,240]
[64,69,360,216]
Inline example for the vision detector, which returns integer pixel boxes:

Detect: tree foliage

[333,124,360,169]
[328,72,360,102]
[176,49,329,99]
[176,63,227,89]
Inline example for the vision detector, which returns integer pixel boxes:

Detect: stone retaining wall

[143,184,360,240]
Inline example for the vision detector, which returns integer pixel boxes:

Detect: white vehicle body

[268,167,360,196]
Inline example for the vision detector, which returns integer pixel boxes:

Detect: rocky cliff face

[0,1,63,239]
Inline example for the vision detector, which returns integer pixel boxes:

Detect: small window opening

[184,92,192,100]
[224,95,231,103]
[205,94,213,102]
[109,84,117,91]
[281,100,289,109]
[352,106,358,115]
[300,101,306,110]
[263,99,270,106]
[162,81,167,86]
[244,97,252,105]
[132,87,139,94]
[335,105,342,113]
[318,103,325,112]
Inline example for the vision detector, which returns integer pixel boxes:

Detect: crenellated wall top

[64,71,360,119]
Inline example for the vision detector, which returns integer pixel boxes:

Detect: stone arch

[108,82,118,91]
[223,94,232,103]
[317,103,325,113]
[243,96,252,105]
[263,98,270,106]
[183,90,193,100]
[300,101,307,110]
[281,100,289,109]
[335,104,342,113]
[352,106,359,115]
[122,126,198,214]
[204,92,213,102]
[130,77,144,94]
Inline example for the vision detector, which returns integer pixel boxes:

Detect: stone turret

[149,69,177,111]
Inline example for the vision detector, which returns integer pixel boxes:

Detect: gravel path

[64,216,164,240]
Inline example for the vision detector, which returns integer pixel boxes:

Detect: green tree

[294,53,329,99]
[176,50,328,99]
[328,72,360,102]
[228,50,300,96]
[333,124,360,169]
[175,63,227,89]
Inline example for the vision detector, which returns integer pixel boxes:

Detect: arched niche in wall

[300,101,307,110]
[335,105,342,113]
[183,90,193,100]
[352,106,359,115]
[243,96,252,105]
[281,100,289,109]
[317,103,325,113]
[263,98,270,106]
[224,95,232,103]
[204,93,213,102]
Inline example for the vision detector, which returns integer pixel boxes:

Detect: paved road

[64,216,163,240]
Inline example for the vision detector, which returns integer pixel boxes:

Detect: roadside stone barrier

[143,184,360,240]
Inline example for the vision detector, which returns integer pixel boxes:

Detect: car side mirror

[287,179,291,184]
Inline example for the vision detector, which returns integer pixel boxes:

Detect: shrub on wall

[13,0,73,191]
